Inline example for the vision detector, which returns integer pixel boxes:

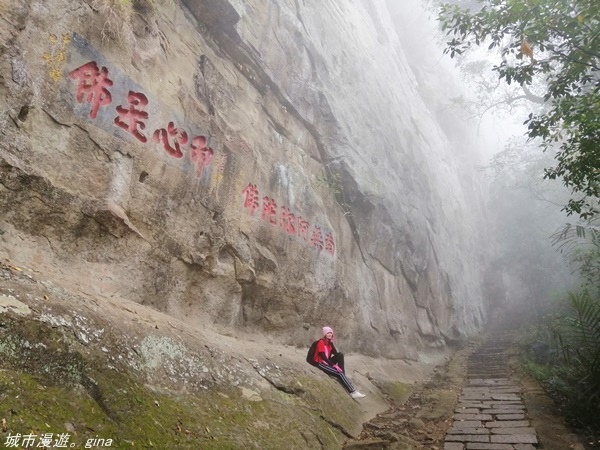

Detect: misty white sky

[397,0,531,164]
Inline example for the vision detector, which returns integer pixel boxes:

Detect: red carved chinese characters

[153,122,188,158]
[68,60,337,256]
[69,61,113,119]
[69,61,220,181]
[297,217,310,242]
[114,91,149,143]
[190,136,214,176]
[325,233,335,255]
[242,184,260,216]
[311,226,324,250]
[280,206,296,235]
[240,182,335,257]
[262,197,278,225]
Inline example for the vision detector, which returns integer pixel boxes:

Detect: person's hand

[333,364,342,373]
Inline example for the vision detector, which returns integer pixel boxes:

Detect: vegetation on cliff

[439,0,600,220]
[436,0,600,440]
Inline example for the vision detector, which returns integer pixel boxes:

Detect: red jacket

[313,338,335,365]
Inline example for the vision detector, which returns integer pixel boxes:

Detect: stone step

[442,336,539,450]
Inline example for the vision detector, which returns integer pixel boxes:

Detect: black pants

[317,352,354,393]
[330,352,345,372]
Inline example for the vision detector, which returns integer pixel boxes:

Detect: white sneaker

[350,391,365,399]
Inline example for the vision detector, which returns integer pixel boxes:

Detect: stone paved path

[444,334,539,450]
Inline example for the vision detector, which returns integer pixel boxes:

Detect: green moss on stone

[0,316,352,449]
[376,381,414,405]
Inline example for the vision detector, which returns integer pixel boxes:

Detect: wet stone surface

[443,335,539,450]
[343,321,588,450]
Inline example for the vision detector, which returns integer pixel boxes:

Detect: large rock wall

[0,0,488,358]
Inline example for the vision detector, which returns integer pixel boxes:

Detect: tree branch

[520,83,546,105]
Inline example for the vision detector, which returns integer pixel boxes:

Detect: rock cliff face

[0,0,488,358]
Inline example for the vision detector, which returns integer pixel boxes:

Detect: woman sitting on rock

[312,326,365,399]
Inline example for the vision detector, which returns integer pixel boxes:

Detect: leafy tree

[552,217,600,287]
[438,0,600,219]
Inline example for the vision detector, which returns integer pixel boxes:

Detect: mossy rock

[0,315,356,449]
[374,381,413,405]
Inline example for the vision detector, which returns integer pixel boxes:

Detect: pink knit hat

[322,326,334,337]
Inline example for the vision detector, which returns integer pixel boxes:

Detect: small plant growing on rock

[315,171,343,196]
[315,170,353,216]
